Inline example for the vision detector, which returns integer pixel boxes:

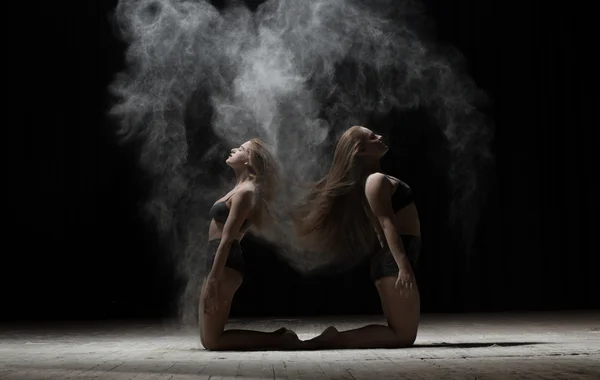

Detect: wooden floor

[1,311,599,379]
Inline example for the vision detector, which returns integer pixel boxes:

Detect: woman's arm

[364,173,410,268]
[207,188,254,280]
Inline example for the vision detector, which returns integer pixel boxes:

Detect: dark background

[3,1,597,321]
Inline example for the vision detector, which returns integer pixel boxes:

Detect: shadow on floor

[184,341,548,352]
[413,342,547,348]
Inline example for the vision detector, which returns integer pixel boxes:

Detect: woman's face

[360,127,388,158]
[226,141,252,168]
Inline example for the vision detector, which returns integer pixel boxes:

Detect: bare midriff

[393,202,421,238]
[208,219,247,242]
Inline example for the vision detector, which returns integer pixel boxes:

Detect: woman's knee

[387,323,417,348]
[199,318,223,351]
[395,332,417,348]
[200,332,222,351]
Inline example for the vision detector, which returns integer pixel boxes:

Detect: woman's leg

[309,237,422,349]
[308,279,420,349]
[308,274,420,349]
[199,267,304,351]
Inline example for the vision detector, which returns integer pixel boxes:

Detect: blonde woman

[200,138,301,351]
[295,126,421,349]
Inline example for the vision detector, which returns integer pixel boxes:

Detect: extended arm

[365,173,410,268]
[208,189,254,279]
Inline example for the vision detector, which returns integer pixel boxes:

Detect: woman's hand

[394,259,416,297]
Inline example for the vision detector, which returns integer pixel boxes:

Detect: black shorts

[206,239,245,276]
[370,235,421,282]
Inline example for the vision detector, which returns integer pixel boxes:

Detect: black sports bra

[389,177,414,212]
[209,200,251,229]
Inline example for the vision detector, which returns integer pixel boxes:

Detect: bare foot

[308,326,339,349]
[280,329,305,350]
[271,327,289,335]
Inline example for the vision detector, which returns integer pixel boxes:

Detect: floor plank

[1,311,598,379]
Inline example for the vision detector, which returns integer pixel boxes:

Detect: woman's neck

[233,168,253,185]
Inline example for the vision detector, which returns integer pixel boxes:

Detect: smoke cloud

[109,0,493,323]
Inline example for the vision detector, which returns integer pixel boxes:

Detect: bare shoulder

[231,183,256,205]
[239,181,257,193]
[365,172,394,197]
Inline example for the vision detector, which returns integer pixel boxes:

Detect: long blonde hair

[293,126,378,258]
[246,138,280,231]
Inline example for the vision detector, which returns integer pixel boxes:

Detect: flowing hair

[246,138,280,231]
[293,126,378,260]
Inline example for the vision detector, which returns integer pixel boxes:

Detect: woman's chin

[226,159,242,169]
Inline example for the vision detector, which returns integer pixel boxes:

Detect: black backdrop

[3,0,597,321]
